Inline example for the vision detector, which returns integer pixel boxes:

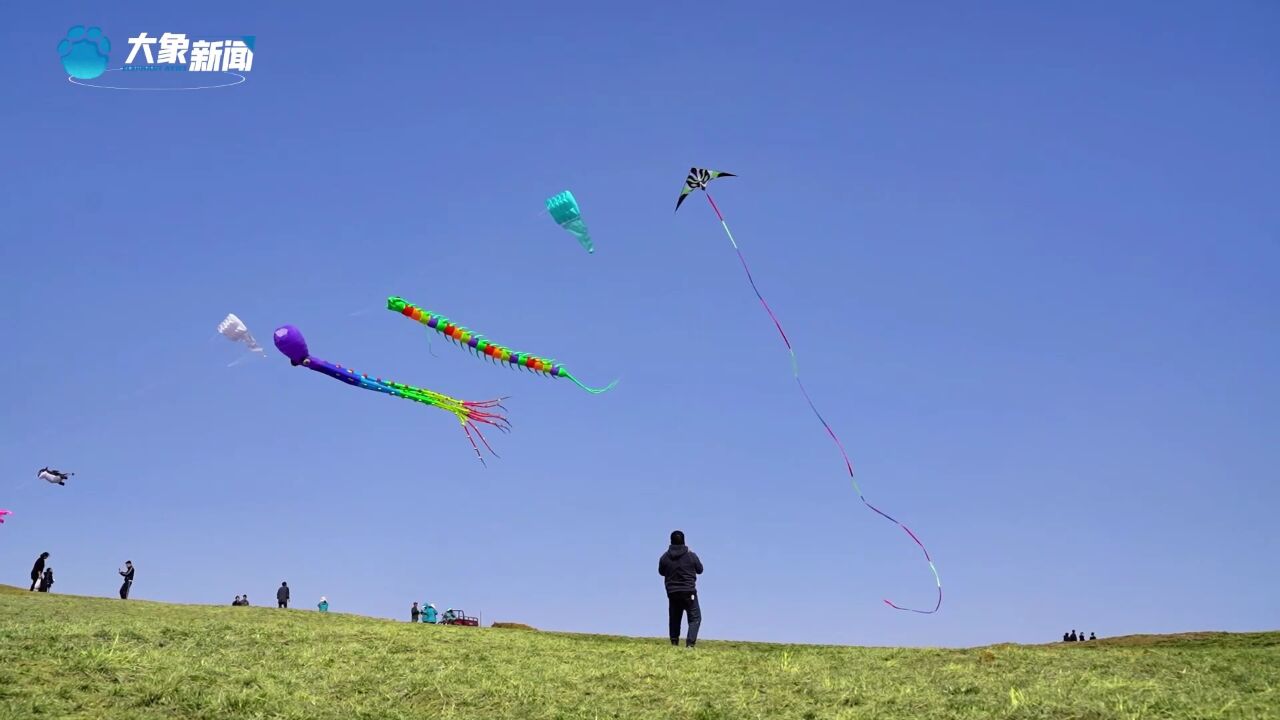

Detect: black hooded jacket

[31,555,47,580]
[658,544,703,594]
[277,584,290,602]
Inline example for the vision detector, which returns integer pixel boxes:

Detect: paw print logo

[57,25,111,80]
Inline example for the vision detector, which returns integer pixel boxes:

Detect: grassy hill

[1,585,1276,719]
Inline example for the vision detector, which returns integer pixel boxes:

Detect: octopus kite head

[273,325,310,366]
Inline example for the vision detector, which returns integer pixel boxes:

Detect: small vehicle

[440,608,480,626]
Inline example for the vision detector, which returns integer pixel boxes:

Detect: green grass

[1,585,1276,719]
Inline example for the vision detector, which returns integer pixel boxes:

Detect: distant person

[411,602,421,623]
[118,561,134,599]
[30,552,49,592]
[1062,631,1070,642]
[658,529,704,648]
[317,596,329,613]
[1068,630,1077,642]
[1089,632,1096,641]
[233,595,242,606]
[424,603,437,624]
[277,582,290,609]
[242,595,251,606]
[39,567,54,592]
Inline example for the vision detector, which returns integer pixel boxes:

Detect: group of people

[231,583,329,612]
[409,601,440,623]
[27,552,134,599]
[20,530,707,648]
[1063,630,1097,642]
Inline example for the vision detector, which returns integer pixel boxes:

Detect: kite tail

[463,397,512,433]
[459,420,487,468]
[563,372,619,395]
[704,191,942,615]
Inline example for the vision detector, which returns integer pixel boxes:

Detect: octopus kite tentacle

[387,296,618,395]
[273,324,510,465]
[679,169,942,614]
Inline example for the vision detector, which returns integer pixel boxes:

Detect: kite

[546,190,593,254]
[272,324,510,465]
[218,313,265,363]
[675,167,942,614]
[387,296,618,395]
[0,510,11,524]
[38,468,73,486]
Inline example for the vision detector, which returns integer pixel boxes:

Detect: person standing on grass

[659,529,704,648]
[1068,630,1077,642]
[29,552,49,591]
[118,561,134,599]
[39,567,54,592]
[277,582,290,608]
[411,602,421,623]
[318,596,329,613]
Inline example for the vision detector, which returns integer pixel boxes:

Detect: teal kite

[546,190,593,254]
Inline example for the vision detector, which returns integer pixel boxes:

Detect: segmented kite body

[273,324,510,465]
[387,297,617,394]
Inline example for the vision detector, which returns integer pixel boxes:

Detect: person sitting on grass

[424,603,437,624]
[233,595,242,606]
[317,596,329,613]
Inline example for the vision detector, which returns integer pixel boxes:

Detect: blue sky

[1,1,1276,647]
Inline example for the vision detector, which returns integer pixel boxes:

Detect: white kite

[217,313,265,364]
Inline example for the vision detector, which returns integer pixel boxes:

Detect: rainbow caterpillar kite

[676,167,942,614]
[387,296,618,395]
[273,324,510,465]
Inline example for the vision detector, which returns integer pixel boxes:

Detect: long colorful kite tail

[701,189,942,615]
[387,297,619,394]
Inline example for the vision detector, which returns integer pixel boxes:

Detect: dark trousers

[30,576,38,591]
[668,591,701,646]
[278,600,288,608]
[119,581,131,599]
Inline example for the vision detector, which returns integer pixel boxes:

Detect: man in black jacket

[30,552,49,592]
[119,561,134,599]
[658,530,704,648]
[277,582,290,608]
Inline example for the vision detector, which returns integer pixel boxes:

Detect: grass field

[1,585,1276,719]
